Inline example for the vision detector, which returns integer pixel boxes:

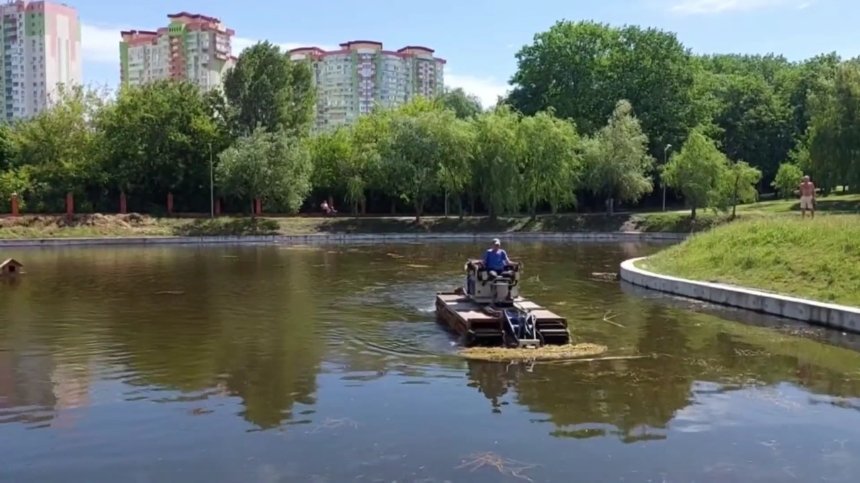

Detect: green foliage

[97,81,221,210]
[509,21,698,154]
[438,88,483,119]
[663,127,730,219]
[772,163,804,199]
[471,106,524,219]
[217,128,312,214]
[10,84,107,211]
[0,168,29,211]
[720,161,763,218]
[1,21,857,219]
[223,41,316,137]
[582,100,654,213]
[519,111,582,216]
[377,101,472,220]
[807,61,860,193]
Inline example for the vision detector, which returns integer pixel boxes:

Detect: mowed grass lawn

[638,215,860,307]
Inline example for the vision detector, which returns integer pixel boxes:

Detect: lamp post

[209,143,214,219]
[662,144,672,212]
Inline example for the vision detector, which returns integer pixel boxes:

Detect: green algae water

[3,241,860,482]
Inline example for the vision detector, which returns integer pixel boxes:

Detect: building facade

[0,0,81,121]
[120,12,234,93]
[289,41,445,131]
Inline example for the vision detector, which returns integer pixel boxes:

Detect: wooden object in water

[0,258,23,276]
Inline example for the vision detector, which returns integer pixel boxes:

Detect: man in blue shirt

[482,239,516,276]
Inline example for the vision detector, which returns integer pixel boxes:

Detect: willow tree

[378,104,471,222]
[437,118,475,218]
[722,160,762,219]
[519,111,582,219]
[471,106,523,220]
[582,100,654,214]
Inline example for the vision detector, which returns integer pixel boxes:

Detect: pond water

[3,242,860,482]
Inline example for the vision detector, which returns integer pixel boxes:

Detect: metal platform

[435,292,570,347]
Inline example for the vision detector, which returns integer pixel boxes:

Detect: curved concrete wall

[0,231,687,248]
[620,257,860,334]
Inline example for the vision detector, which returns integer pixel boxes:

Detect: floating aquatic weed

[308,417,360,434]
[455,452,538,482]
[459,343,608,362]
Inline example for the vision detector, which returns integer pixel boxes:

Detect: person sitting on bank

[320,200,337,215]
[482,239,517,278]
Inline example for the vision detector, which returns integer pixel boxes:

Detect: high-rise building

[0,0,81,121]
[289,41,445,131]
[120,12,235,93]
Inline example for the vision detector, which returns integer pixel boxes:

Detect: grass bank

[0,211,711,239]
[637,215,860,307]
[0,193,856,239]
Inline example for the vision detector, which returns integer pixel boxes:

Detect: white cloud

[670,0,814,14]
[445,72,509,108]
[81,23,126,63]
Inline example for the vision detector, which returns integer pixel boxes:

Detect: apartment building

[0,0,81,121]
[289,40,445,131]
[120,12,235,93]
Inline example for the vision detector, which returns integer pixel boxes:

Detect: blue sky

[78,0,859,106]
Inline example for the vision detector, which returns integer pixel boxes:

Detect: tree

[508,21,699,155]
[0,124,15,172]
[437,119,475,218]
[378,100,472,222]
[217,128,312,214]
[471,106,523,219]
[772,163,804,199]
[807,61,860,193]
[704,70,793,186]
[662,127,730,220]
[309,127,354,206]
[518,111,582,218]
[12,84,107,211]
[97,81,222,212]
[223,41,316,137]
[438,88,483,119]
[582,100,654,214]
[721,160,762,219]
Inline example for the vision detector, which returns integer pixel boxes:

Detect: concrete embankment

[0,231,688,248]
[620,257,860,334]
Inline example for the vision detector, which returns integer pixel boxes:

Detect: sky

[77,0,860,107]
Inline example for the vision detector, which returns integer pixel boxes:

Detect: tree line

[1,21,858,219]
[507,20,860,202]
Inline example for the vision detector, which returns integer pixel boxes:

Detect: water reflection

[2,242,860,482]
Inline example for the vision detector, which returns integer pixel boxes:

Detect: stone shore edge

[0,231,688,248]
[620,257,860,334]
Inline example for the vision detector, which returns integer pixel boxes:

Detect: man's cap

[492,238,501,245]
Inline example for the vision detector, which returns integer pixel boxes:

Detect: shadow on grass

[172,218,280,236]
[809,198,860,213]
[762,197,860,214]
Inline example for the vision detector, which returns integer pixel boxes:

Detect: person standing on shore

[799,175,816,219]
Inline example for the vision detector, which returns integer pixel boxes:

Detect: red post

[120,192,127,214]
[167,192,174,215]
[65,192,74,220]
[214,198,221,216]
[255,198,262,216]
[10,193,19,217]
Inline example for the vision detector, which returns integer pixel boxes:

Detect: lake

[2,241,860,482]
